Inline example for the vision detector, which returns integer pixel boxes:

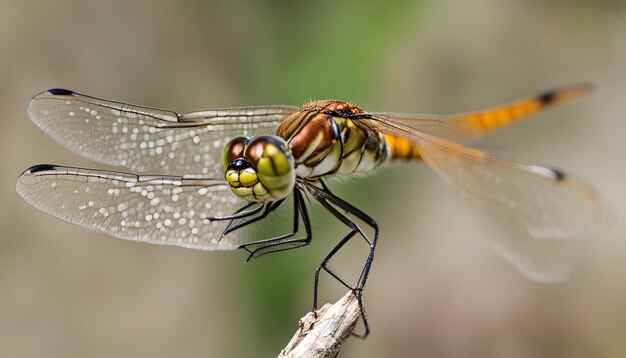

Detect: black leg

[206,201,264,241]
[205,201,262,222]
[221,199,285,238]
[306,181,378,337]
[317,180,378,288]
[238,189,312,260]
[313,198,365,294]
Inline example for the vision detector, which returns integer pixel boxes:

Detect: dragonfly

[16,85,607,335]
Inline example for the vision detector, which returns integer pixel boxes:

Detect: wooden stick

[278,291,360,358]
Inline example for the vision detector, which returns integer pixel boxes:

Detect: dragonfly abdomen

[383,134,422,160]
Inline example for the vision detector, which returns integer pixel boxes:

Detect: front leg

[220,199,285,239]
[238,189,312,260]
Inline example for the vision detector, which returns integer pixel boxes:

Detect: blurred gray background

[1,0,625,357]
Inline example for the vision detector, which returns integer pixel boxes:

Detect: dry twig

[278,291,360,358]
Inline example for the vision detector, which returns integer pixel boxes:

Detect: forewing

[28,89,299,175]
[16,165,249,250]
[368,112,481,143]
[365,117,608,282]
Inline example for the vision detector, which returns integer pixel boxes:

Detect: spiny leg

[238,189,312,260]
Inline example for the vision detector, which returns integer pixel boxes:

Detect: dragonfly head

[222,135,295,202]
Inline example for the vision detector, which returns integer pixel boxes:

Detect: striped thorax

[276,100,389,178]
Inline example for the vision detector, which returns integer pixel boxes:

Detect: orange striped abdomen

[383,84,592,160]
[447,84,592,134]
[384,134,422,160]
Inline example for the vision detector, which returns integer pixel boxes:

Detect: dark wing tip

[22,164,59,175]
[550,168,567,181]
[47,88,76,96]
[30,89,78,103]
[16,164,60,199]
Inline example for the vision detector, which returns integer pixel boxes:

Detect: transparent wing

[368,112,481,143]
[365,117,608,282]
[371,84,591,143]
[28,89,299,175]
[16,164,250,250]
[418,137,607,282]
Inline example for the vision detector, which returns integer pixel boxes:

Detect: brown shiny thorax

[275,100,389,178]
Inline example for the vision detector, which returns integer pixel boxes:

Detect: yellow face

[223,135,295,202]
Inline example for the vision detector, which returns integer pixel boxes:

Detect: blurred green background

[2,0,626,357]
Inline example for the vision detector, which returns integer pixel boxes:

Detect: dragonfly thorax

[276,100,389,178]
[223,135,295,203]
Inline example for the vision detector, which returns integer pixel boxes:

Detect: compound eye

[222,136,252,170]
[245,136,292,177]
[244,135,295,200]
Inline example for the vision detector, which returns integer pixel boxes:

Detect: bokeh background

[1,0,625,357]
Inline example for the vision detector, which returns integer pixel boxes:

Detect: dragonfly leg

[311,196,371,337]
[220,199,285,238]
[238,189,312,260]
[326,186,378,290]
[319,180,378,289]
[307,181,378,337]
[206,202,264,245]
[211,199,286,246]
[205,201,263,222]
